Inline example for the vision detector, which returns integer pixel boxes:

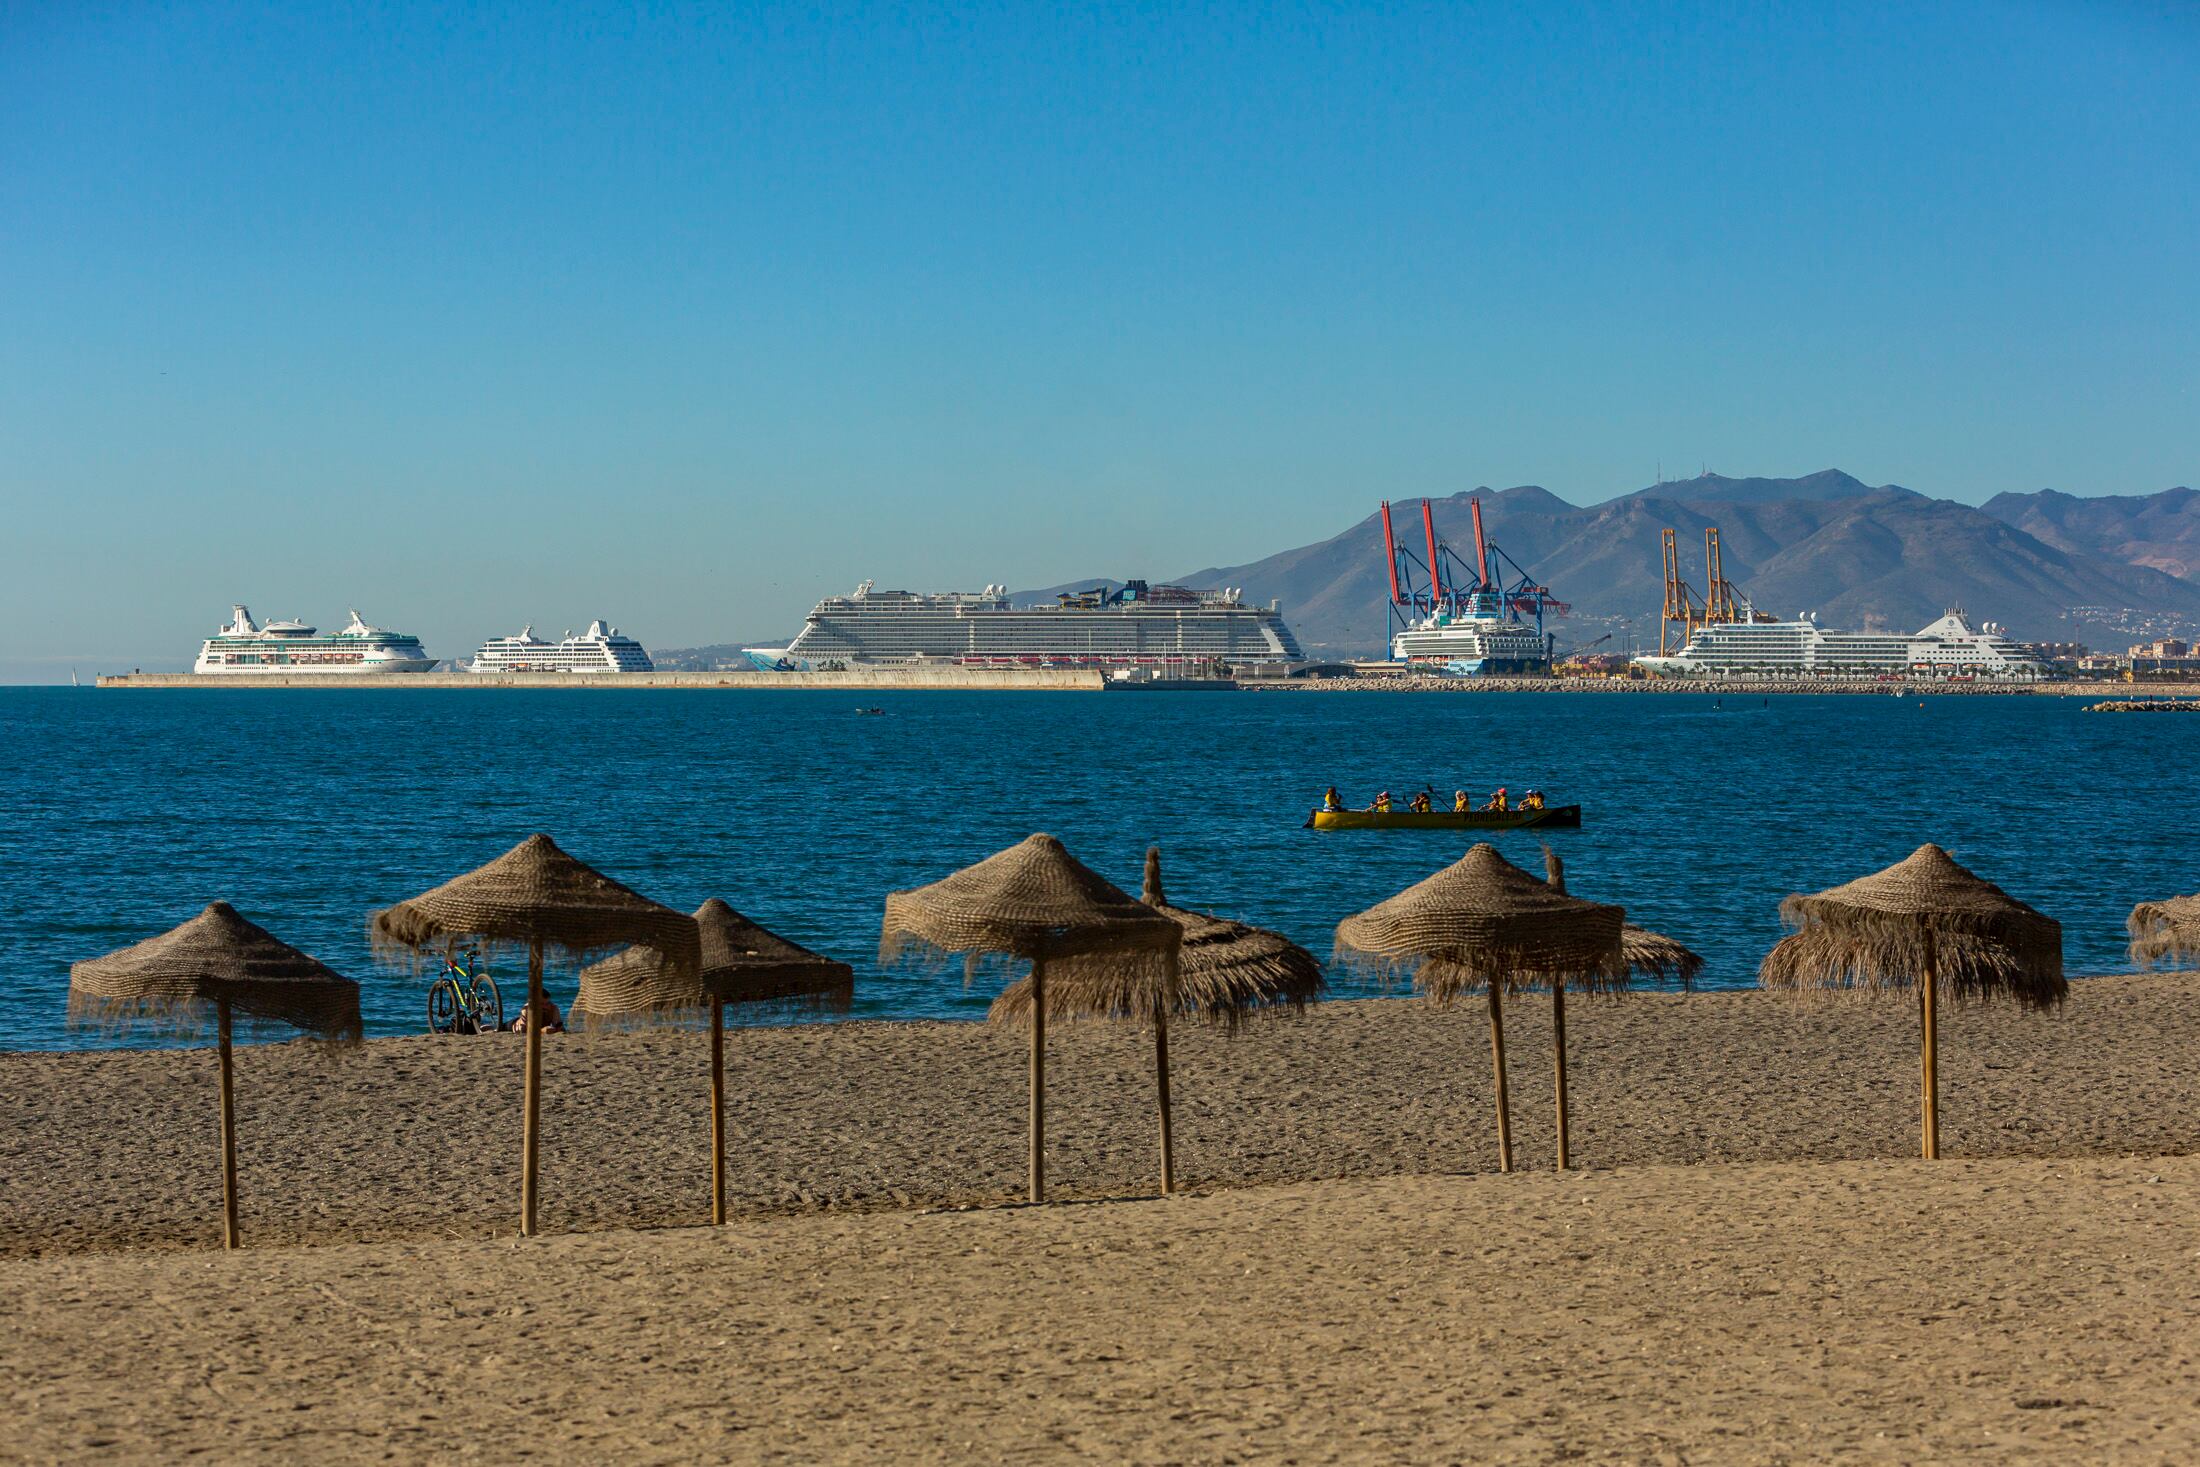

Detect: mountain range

[1118,472,2200,656]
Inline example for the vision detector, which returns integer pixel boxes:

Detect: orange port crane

[1660,526,1769,655]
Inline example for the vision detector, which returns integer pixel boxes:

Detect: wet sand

[5,974,2197,1255]
[4,1156,2195,1463]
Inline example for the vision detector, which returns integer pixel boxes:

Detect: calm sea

[2,686,2190,1050]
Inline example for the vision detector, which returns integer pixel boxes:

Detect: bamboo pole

[1487,984,1513,1173]
[216,998,239,1251]
[710,996,726,1225]
[1029,956,1047,1203]
[1920,930,1940,1160]
[1154,1000,1174,1196]
[521,942,544,1236]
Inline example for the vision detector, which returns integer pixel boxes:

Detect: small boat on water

[1306,805,1582,831]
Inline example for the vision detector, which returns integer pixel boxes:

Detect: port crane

[1659,526,1774,655]
[1379,497,1570,647]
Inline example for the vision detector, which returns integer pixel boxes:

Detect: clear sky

[4,1,2195,678]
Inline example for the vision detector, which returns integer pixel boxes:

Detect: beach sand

[6,975,2198,1255]
[3,1157,2195,1463]
[5,976,2199,1462]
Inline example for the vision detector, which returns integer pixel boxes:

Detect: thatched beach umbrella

[575,898,854,1223]
[2127,894,2200,968]
[881,834,1180,1203]
[1338,844,1625,1173]
[1533,849,1700,1169]
[70,902,361,1249]
[371,834,700,1236]
[989,846,1324,1193]
[1760,843,2064,1159]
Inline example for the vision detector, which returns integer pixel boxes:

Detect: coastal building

[748,580,1304,671]
[469,621,654,674]
[1634,609,2051,680]
[194,606,437,674]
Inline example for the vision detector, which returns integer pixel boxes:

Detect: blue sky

[3,1,2195,677]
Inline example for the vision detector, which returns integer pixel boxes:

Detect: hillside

[1979,487,2200,581]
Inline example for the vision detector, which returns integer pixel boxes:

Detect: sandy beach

[7,975,2199,1461]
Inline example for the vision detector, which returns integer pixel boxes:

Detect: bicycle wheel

[469,973,504,1034]
[427,978,462,1035]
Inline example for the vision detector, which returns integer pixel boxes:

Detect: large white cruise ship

[194,606,437,674]
[469,621,655,673]
[748,580,1305,670]
[1635,609,2051,680]
[1391,589,1552,674]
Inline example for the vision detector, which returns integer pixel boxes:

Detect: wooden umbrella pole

[1551,984,1570,1171]
[1543,848,1569,1171]
[1154,1000,1175,1196]
[1920,931,1940,1161]
[521,943,544,1236]
[1487,984,1514,1174]
[216,997,239,1251]
[710,996,726,1225]
[1029,957,1047,1204]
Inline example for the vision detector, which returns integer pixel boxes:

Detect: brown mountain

[1979,487,2200,581]
[1136,473,2200,656]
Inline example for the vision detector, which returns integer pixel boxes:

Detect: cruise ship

[470,621,655,674]
[1391,589,1552,674]
[1634,609,2051,680]
[194,606,437,674]
[748,580,1304,670]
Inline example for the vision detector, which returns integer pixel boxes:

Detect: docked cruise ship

[470,621,654,674]
[194,606,437,674]
[1391,589,1552,674]
[748,580,1304,670]
[1634,609,2051,680]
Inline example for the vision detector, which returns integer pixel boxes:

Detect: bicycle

[427,944,504,1035]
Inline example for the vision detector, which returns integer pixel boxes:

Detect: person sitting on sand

[510,995,565,1034]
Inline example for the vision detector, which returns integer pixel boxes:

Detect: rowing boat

[1304,805,1582,831]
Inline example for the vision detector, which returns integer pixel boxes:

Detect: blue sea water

[2,686,2191,1051]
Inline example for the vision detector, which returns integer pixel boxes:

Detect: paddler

[1408,790,1431,813]
[1522,789,1545,812]
[1453,789,1471,813]
[1323,786,1345,812]
[1372,790,1394,813]
[1483,786,1510,812]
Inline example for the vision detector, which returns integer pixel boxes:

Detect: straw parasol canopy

[989,848,1323,1030]
[71,901,362,1041]
[1759,843,2064,1009]
[1621,924,1704,988]
[1334,843,1627,1000]
[575,898,854,1027]
[880,833,1180,979]
[370,833,700,975]
[2127,894,2200,968]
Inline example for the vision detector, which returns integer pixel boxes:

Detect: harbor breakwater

[96,668,1109,691]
